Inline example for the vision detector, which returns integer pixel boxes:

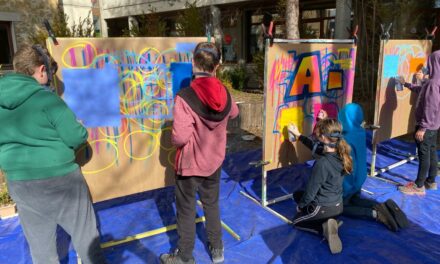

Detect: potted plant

[0,173,16,219]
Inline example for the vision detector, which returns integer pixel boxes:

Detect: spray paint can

[289,131,296,142]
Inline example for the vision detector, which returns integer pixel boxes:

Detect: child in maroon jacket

[160,42,239,264]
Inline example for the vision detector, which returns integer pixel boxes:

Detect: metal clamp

[249,160,270,168]
[425,26,437,40]
[380,23,392,41]
[346,25,359,46]
[44,19,58,45]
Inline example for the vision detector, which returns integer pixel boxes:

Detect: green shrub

[217,68,233,91]
[30,4,95,46]
[176,1,205,37]
[122,8,167,37]
[229,64,248,91]
[217,65,248,91]
[0,183,13,206]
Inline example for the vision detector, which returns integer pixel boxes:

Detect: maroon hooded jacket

[171,77,239,176]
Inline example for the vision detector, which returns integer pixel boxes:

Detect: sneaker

[322,218,342,254]
[384,199,409,229]
[424,181,437,190]
[373,203,399,232]
[160,249,195,264]
[398,182,426,195]
[209,245,224,264]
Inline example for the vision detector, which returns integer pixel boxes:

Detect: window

[301,8,336,39]
[106,17,129,37]
[246,10,282,62]
[221,10,242,63]
[0,21,14,70]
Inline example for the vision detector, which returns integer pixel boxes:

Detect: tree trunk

[335,0,352,39]
[286,0,300,39]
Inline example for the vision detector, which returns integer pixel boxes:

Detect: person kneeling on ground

[288,119,351,254]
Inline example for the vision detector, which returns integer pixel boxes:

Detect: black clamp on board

[346,25,359,46]
[44,19,58,45]
[425,26,437,41]
[380,23,392,42]
[262,21,274,47]
[249,160,270,168]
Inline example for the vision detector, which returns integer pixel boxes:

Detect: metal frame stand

[242,38,357,223]
[368,125,415,186]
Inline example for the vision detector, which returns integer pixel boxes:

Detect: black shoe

[374,203,399,232]
[384,199,409,229]
[160,249,195,264]
[322,218,342,254]
[209,244,224,264]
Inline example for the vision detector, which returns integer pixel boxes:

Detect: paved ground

[226,89,264,153]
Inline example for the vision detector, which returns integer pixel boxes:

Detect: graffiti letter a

[285,51,322,102]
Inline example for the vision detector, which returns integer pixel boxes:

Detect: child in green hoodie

[0,45,105,264]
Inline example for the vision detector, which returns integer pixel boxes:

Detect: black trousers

[343,191,377,219]
[415,128,438,188]
[175,167,222,260]
[292,192,343,234]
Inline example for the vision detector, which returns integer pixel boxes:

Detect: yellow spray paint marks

[278,107,304,141]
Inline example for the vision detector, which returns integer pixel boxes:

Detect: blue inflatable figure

[338,103,409,232]
[338,103,367,199]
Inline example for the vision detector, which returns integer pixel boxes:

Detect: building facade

[0,0,58,70]
[99,0,339,64]
[0,0,102,72]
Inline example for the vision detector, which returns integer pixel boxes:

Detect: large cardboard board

[264,41,357,172]
[47,37,207,202]
[373,40,432,144]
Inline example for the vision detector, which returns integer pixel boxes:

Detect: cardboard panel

[263,41,357,172]
[47,37,207,202]
[373,40,432,144]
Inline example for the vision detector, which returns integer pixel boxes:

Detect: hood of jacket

[338,104,367,198]
[176,81,232,130]
[338,103,364,132]
[191,77,228,112]
[0,73,42,110]
[427,50,440,82]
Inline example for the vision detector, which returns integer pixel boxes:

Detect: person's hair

[193,42,221,72]
[315,118,353,174]
[13,44,57,76]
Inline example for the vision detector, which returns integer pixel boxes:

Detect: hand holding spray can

[287,123,297,142]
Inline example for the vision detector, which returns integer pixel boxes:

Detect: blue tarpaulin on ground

[1,134,439,263]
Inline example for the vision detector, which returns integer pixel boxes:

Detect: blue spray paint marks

[170,62,193,97]
[175,43,198,53]
[383,55,399,78]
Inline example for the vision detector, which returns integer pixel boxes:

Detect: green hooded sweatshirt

[0,73,88,181]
